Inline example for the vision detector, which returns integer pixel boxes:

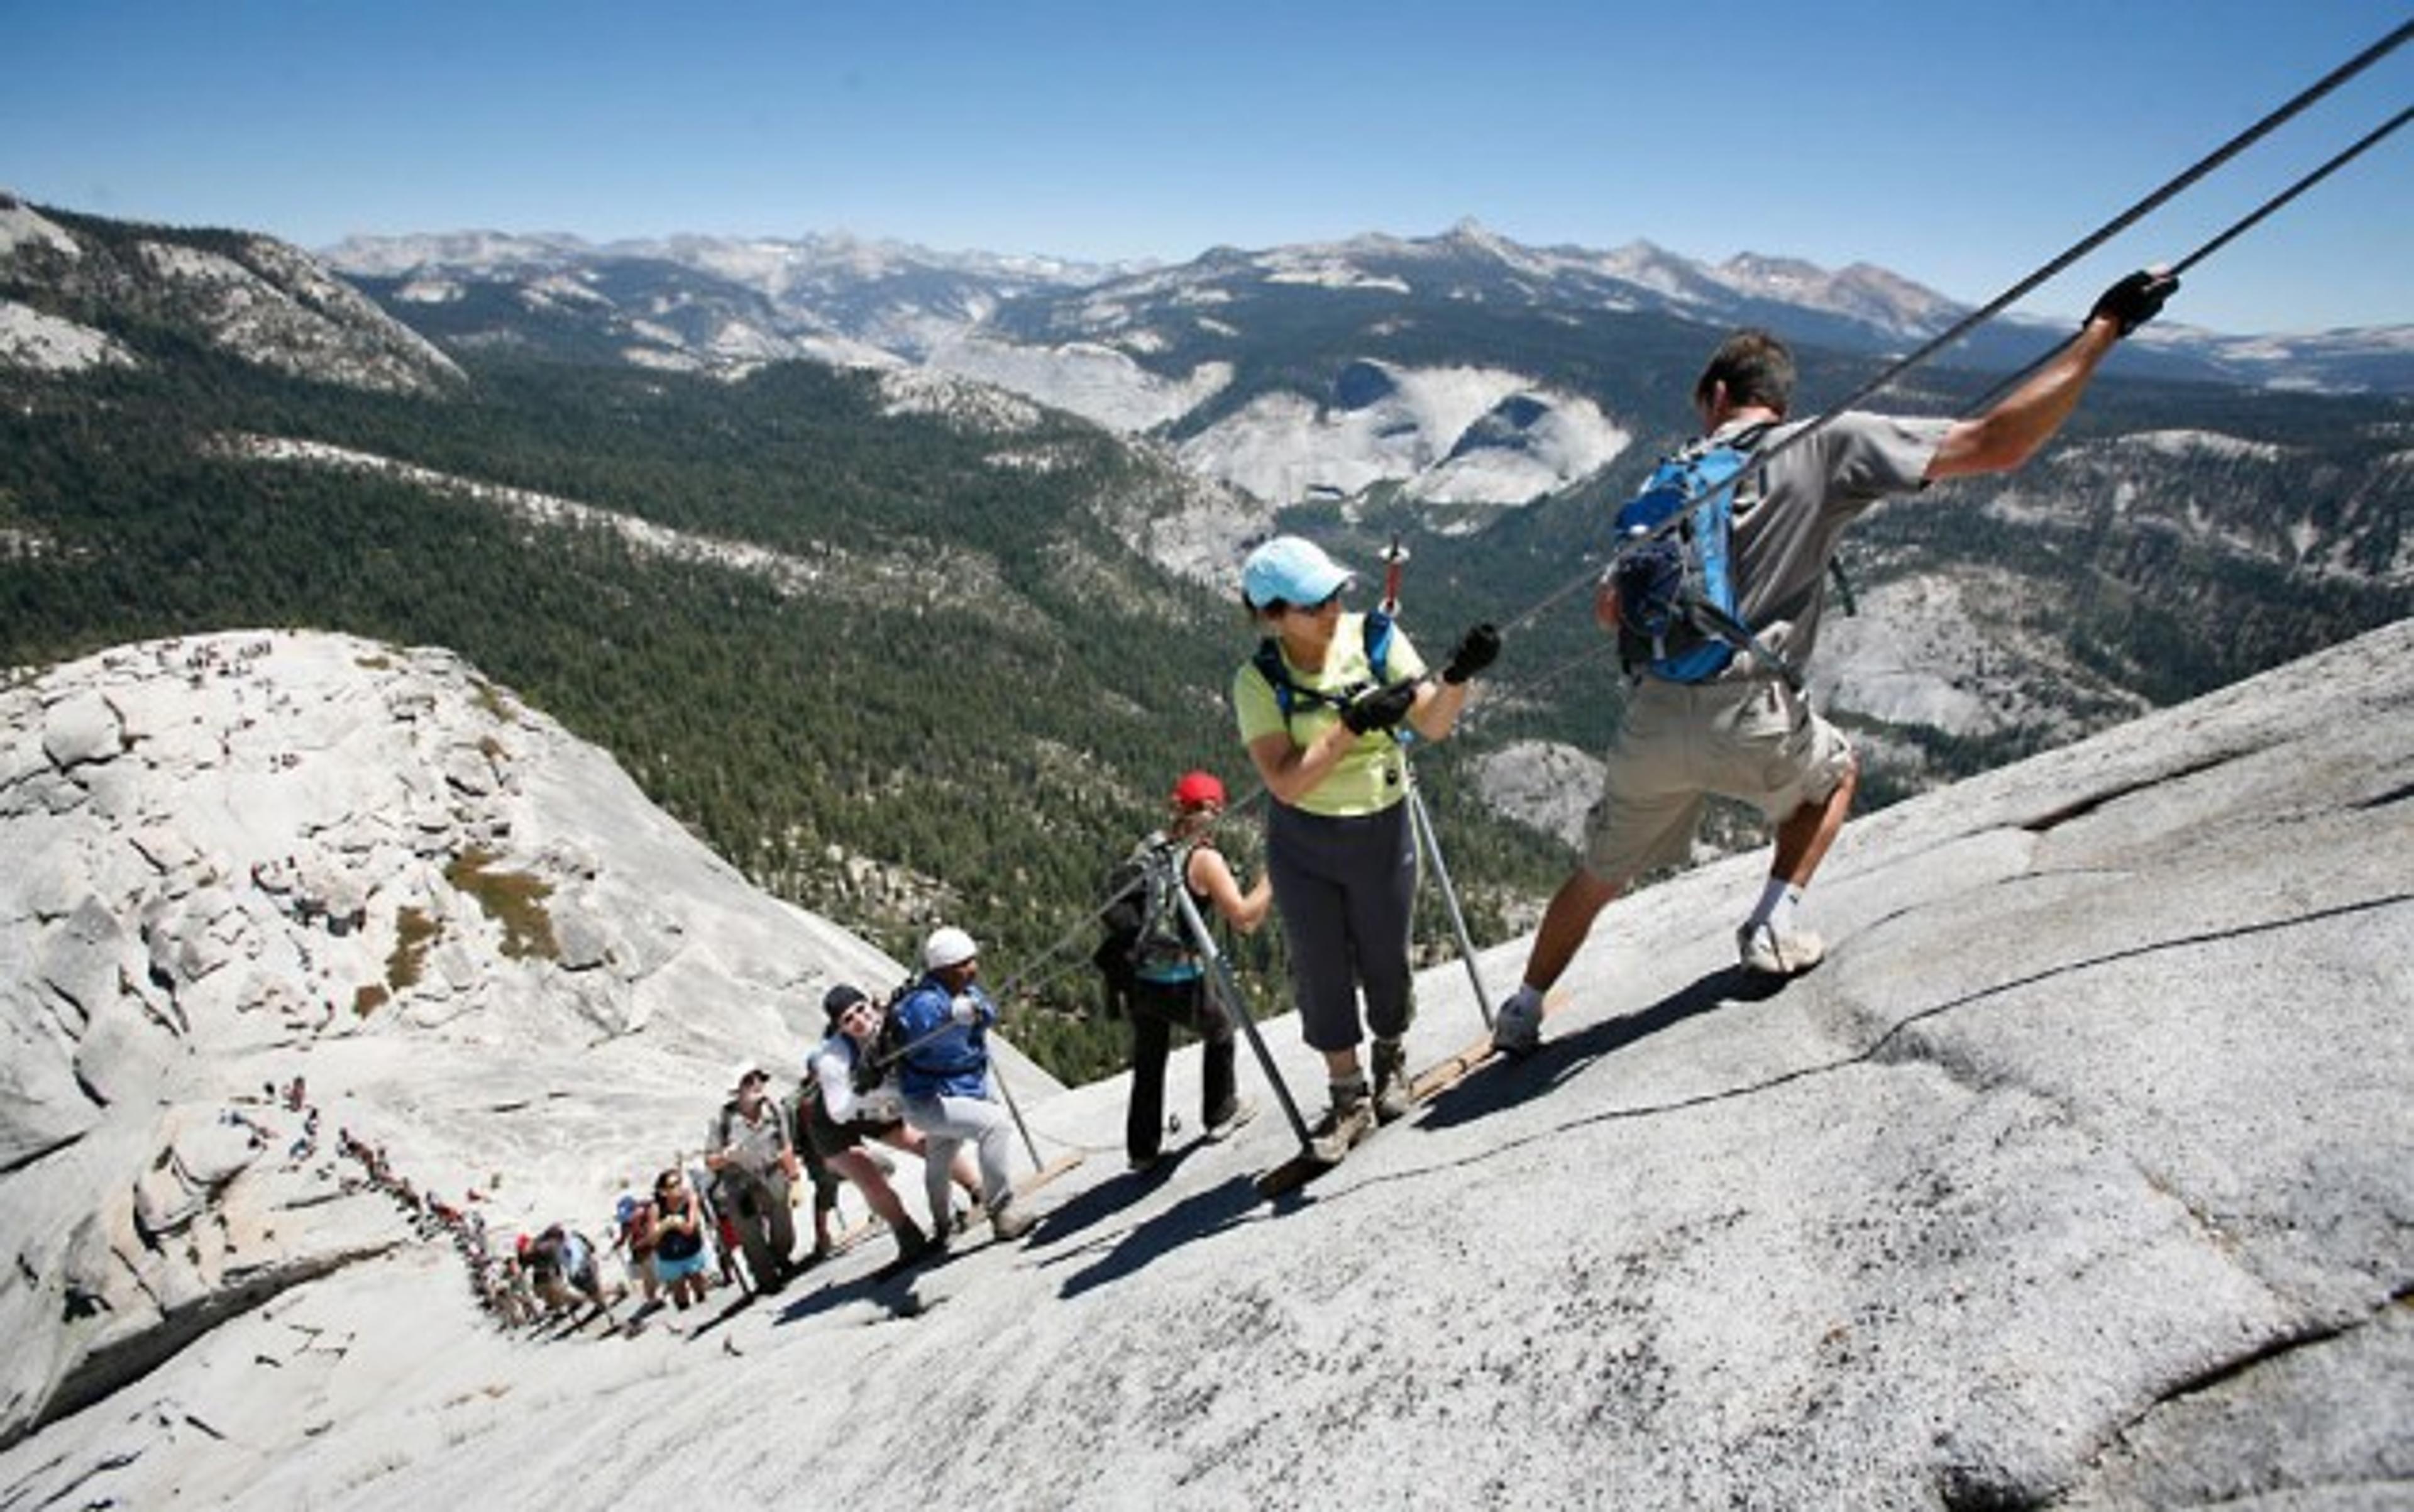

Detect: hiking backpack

[1249,610,1398,729]
[1094,833,1198,991]
[1609,423,1800,689]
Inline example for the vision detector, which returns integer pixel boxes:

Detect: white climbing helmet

[922,925,979,971]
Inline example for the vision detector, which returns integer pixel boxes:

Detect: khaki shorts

[1581,676,1855,883]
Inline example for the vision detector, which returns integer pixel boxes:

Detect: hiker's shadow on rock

[683,1289,759,1340]
[1419,966,1756,1132]
[1048,1174,1262,1303]
[769,1260,942,1327]
[1024,1144,1206,1250]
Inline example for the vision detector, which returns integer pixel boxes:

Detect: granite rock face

[0,632,1032,1449]
[0,622,2405,1509]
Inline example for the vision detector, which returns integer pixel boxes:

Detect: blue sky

[7,0,2409,334]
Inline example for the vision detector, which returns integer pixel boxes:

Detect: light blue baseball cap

[1241,536,1354,611]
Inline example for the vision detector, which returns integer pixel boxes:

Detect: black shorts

[806,1100,903,1161]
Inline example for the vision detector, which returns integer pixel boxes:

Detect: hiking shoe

[1128,1149,1164,1174]
[880,1221,936,1278]
[989,1201,1037,1242]
[1492,986,1545,1057]
[1309,1076,1375,1163]
[1204,1096,1259,1142]
[1372,1039,1413,1123]
[1738,921,1825,977]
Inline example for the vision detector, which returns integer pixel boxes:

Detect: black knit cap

[822,983,870,1029]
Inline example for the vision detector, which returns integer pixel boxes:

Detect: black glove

[1441,622,1501,685]
[2089,269,2178,337]
[1340,679,1419,735]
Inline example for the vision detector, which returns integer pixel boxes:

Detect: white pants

[902,1089,1017,1227]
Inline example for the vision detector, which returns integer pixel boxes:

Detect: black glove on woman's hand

[1340,679,1419,734]
[2089,269,2179,337]
[1443,623,1502,685]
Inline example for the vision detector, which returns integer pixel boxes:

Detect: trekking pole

[988,1057,1044,1173]
[1403,773,1497,1030]
[691,1161,750,1298]
[1379,536,1499,1030]
[1174,882,1317,1153]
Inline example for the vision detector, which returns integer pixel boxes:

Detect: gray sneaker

[1492,986,1544,1056]
[1738,921,1825,977]
[1372,1038,1413,1123]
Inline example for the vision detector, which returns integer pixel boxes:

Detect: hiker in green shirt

[1233,535,1499,1156]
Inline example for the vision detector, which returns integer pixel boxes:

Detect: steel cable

[967,21,2414,1061]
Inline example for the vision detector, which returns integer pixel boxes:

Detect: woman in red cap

[1117,770,1272,1170]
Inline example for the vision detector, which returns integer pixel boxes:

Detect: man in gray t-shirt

[1492,270,2178,1054]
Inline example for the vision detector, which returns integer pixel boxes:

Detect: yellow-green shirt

[1232,612,1426,817]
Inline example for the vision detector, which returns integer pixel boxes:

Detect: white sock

[1748,880,1802,934]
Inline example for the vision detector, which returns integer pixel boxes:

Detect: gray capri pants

[1265,798,1417,1053]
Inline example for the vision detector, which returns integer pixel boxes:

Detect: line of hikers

[585,925,1045,1306]
[498,276,2181,1323]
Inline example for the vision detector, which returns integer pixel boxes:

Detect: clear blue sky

[8,0,2410,333]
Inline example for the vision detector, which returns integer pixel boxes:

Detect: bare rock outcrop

[0,632,968,1447]
[0,621,2403,1508]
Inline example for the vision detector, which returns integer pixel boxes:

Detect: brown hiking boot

[1372,1037,1413,1123]
[1310,1074,1375,1163]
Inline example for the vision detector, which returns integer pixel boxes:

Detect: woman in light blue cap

[1232,535,1499,1158]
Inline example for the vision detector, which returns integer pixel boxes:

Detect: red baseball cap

[1172,771,1226,810]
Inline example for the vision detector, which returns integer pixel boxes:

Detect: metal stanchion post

[1175,884,1316,1154]
[1403,769,1496,1030]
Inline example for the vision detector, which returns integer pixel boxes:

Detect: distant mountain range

[317,218,2414,526]
[4,195,2409,1020]
[321,216,2414,393]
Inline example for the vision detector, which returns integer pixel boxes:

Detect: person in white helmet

[893,926,1037,1243]
[805,982,982,1269]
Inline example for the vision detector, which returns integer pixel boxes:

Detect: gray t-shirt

[1721,411,1951,673]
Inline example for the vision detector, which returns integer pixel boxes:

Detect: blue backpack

[1609,424,1799,688]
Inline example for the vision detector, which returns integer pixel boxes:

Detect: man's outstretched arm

[1927,270,2177,480]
